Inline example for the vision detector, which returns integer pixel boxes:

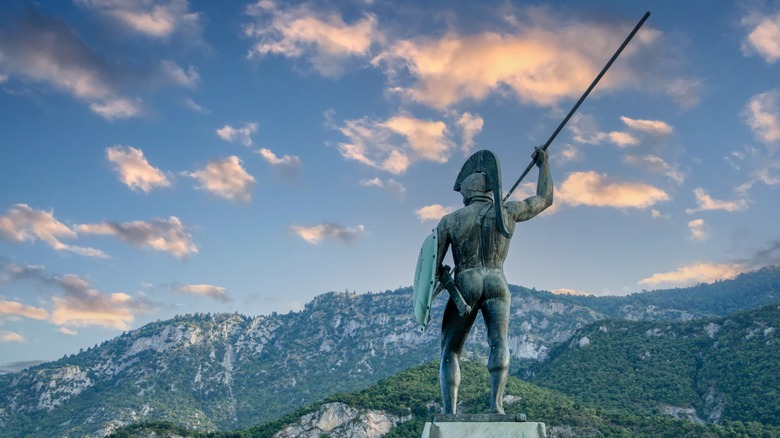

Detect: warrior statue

[434,147,552,414]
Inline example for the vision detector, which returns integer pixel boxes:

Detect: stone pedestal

[421,414,546,438]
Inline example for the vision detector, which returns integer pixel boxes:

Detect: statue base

[421,414,547,437]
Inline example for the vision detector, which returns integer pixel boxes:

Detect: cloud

[244,1,380,77]
[77,216,197,259]
[664,78,702,108]
[334,113,453,174]
[257,148,302,178]
[372,11,663,109]
[50,274,154,330]
[619,116,673,136]
[106,146,171,193]
[289,223,366,245]
[744,90,780,146]
[556,171,669,209]
[742,12,780,63]
[639,262,743,288]
[183,98,208,113]
[550,288,593,296]
[59,327,78,336]
[187,156,255,202]
[688,218,708,241]
[172,283,230,302]
[0,8,141,119]
[415,204,455,222]
[685,187,748,214]
[0,331,24,343]
[455,112,484,154]
[0,204,107,258]
[359,178,406,200]
[76,0,203,40]
[569,114,637,147]
[651,209,669,220]
[161,59,199,87]
[623,154,685,185]
[217,123,258,146]
[0,300,49,320]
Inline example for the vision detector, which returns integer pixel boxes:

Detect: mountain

[529,303,780,426]
[109,361,780,438]
[1,267,778,437]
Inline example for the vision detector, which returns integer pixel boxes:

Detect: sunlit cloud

[651,209,670,220]
[0,300,49,320]
[76,0,203,40]
[161,59,199,87]
[664,78,702,108]
[741,12,780,63]
[172,283,230,302]
[623,154,685,185]
[333,113,453,174]
[556,171,669,209]
[0,8,142,119]
[685,187,748,214]
[244,0,380,77]
[619,116,673,136]
[183,98,208,113]
[570,114,637,148]
[187,156,255,202]
[688,218,708,241]
[257,148,302,178]
[744,89,780,146]
[0,204,107,258]
[372,12,662,109]
[359,177,406,200]
[639,262,743,288]
[77,216,197,259]
[106,146,171,193]
[0,331,24,343]
[415,204,455,222]
[455,112,484,154]
[217,123,258,146]
[289,223,366,245]
[58,327,78,336]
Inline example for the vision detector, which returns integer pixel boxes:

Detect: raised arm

[505,147,553,222]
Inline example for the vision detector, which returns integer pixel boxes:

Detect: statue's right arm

[506,148,553,222]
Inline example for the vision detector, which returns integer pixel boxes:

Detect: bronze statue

[434,147,552,414]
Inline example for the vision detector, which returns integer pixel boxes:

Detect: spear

[503,11,651,202]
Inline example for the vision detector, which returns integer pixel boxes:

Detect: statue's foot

[491,405,505,415]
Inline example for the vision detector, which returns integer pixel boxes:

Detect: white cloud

[77,0,203,40]
[172,284,230,302]
[0,300,49,320]
[744,90,780,146]
[359,177,406,200]
[686,188,748,214]
[742,12,780,63]
[664,78,702,108]
[161,59,199,87]
[334,114,453,174]
[183,98,208,113]
[106,146,171,193]
[289,223,366,245]
[0,331,24,343]
[415,204,455,222]
[244,1,380,77]
[455,112,484,154]
[688,218,708,241]
[77,216,197,259]
[0,204,107,258]
[639,262,743,288]
[556,171,669,209]
[257,148,302,178]
[89,98,142,120]
[619,116,673,136]
[623,154,685,185]
[217,123,258,146]
[651,209,669,220]
[187,156,255,202]
[569,114,637,148]
[59,327,78,336]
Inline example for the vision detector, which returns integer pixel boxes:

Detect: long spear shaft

[503,11,651,202]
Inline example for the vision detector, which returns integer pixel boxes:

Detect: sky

[1,0,780,366]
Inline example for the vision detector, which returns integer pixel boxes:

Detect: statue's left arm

[506,147,553,222]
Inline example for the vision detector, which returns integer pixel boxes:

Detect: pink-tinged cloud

[688,218,708,241]
[59,327,78,336]
[0,204,107,258]
[289,223,365,245]
[742,12,780,63]
[77,216,197,259]
[744,90,780,146]
[639,262,743,288]
[187,156,255,202]
[244,1,380,77]
[172,283,231,302]
[0,300,49,320]
[556,171,669,209]
[217,123,258,146]
[455,112,484,154]
[0,331,24,343]
[623,154,685,185]
[359,177,406,200]
[619,116,673,135]
[685,188,748,214]
[77,0,203,40]
[161,59,199,87]
[415,204,455,222]
[257,148,302,178]
[106,146,171,193]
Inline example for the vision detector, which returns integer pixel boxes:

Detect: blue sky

[1,0,780,365]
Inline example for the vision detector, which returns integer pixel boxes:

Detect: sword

[504,11,651,201]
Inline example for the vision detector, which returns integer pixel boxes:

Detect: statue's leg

[481,272,511,414]
[440,275,480,414]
